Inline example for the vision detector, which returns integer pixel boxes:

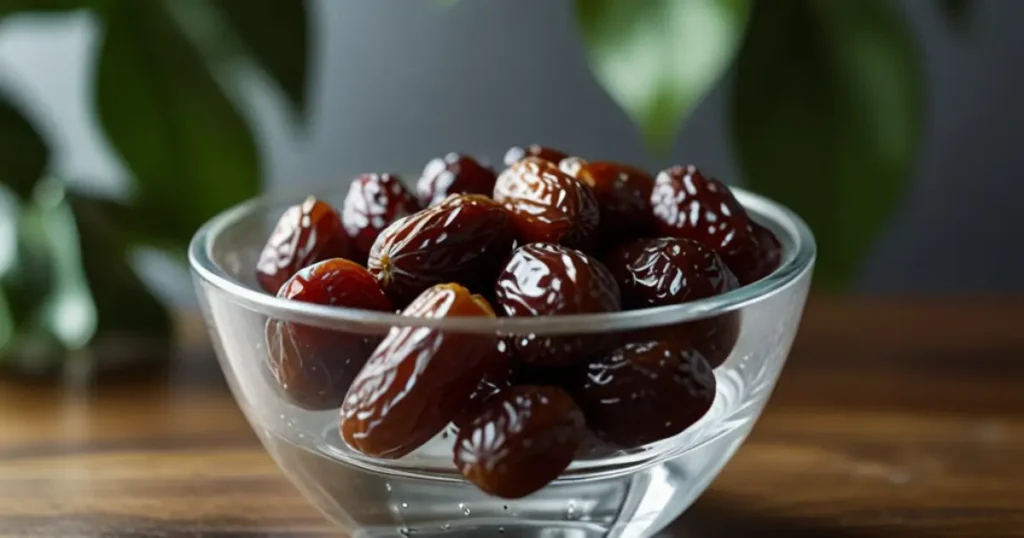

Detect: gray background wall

[1,0,1022,293]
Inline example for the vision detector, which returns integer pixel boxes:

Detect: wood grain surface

[1,298,1022,537]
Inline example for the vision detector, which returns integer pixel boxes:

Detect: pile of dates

[256,145,782,499]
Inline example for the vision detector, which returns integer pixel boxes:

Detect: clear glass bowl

[188,184,815,538]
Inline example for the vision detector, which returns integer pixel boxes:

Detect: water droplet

[401,502,409,509]
[498,527,505,534]
[399,527,412,536]
[566,501,578,520]
[440,523,451,530]
[385,483,392,492]
[458,503,471,516]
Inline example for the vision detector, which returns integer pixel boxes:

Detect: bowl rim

[188,184,816,335]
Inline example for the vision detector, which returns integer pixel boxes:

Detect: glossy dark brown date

[452,342,516,430]
[266,259,393,409]
[632,314,740,369]
[733,221,783,284]
[604,237,738,308]
[256,196,350,294]
[453,385,585,499]
[340,283,500,459]
[569,340,716,449]
[416,153,497,207]
[367,194,516,307]
[495,243,621,365]
[493,157,600,251]
[559,157,655,241]
[605,237,741,368]
[649,165,779,284]
[503,144,569,167]
[342,173,419,262]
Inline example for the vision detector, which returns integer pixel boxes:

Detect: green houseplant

[0,0,309,375]
[574,0,970,289]
[0,0,971,375]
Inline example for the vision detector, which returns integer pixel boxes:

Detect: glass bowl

[188,183,815,538]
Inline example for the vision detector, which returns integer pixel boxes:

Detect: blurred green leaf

[1,191,54,326]
[95,0,260,250]
[30,181,97,349]
[731,0,923,289]
[0,95,48,199]
[0,182,170,369]
[0,187,16,351]
[212,0,309,115]
[69,192,170,340]
[0,186,14,277]
[0,180,89,368]
[574,0,751,152]
[0,289,12,351]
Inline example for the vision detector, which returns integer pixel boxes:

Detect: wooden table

[2,298,1023,537]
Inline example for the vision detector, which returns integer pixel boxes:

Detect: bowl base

[361,521,610,537]
[263,422,753,538]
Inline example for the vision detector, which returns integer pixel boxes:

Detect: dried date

[568,340,716,449]
[339,283,501,459]
[495,243,621,365]
[451,342,516,430]
[502,144,569,167]
[604,237,738,308]
[342,173,419,262]
[604,237,741,368]
[730,221,783,284]
[453,385,585,499]
[267,259,393,409]
[416,153,497,207]
[256,196,350,294]
[559,157,655,241]
[367,194,516,307]
[649,165,778,285]
[493,157,600,252]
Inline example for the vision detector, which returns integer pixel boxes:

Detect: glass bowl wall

[189,184,815,538]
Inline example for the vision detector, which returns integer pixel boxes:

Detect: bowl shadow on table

[669,491,950,538]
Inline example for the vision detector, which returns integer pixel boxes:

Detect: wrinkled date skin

[496,243,621,366]
[452,342,516,430]
[453,385,585,499]
[559,157,655,242]
[340,283,501,459]
[650,165,780,285]
[256,196,350,294]
[266,259,393,409]
[604,237,739,307]
[342,173,419,262]
[503,144,569,167]
[637,315,740,369]
[737,221,783,284]
[569,340,716,449]
[416,153,498,207]
[605,237,741,368]
[493,157,600,252]
[367,194,516,307]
